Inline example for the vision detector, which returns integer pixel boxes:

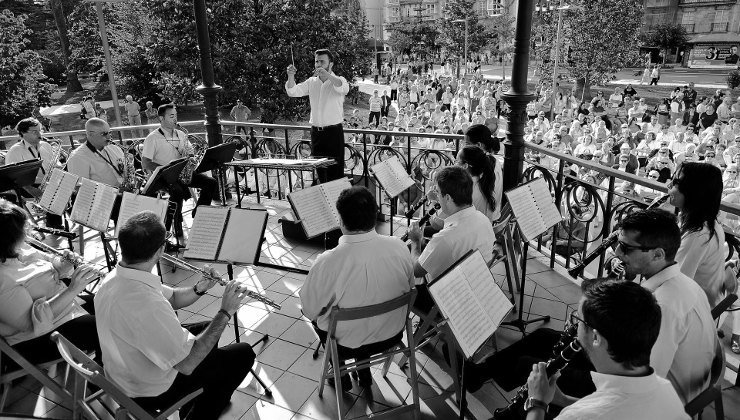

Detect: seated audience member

[300,186,413,391]
[94,211,255,420]
[0,199,100,367]
[525,279,689,420]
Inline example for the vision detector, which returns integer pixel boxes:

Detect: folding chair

[50,332,202,420]
[317,291,421,420]
[684,339,725,420]
[0,336,73,411]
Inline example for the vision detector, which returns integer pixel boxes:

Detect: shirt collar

[338,230,378,244]
[590,369,659,394]
[640,262,680,292]
[444,206,476,228]
[114,263,163,290]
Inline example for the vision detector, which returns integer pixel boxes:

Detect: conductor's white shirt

[300,230,413,349]
[286,73,349,127]
[641,263,715,404]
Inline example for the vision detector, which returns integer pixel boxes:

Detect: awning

[688,33,740,44]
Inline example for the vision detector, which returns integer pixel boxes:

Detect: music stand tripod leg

[500,241,550,334]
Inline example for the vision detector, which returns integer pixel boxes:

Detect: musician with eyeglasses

[141,104,219,239]
[66,118,124,190]
[0,199,100,370]
[94,211,255,420]
[524,279,688,420]
[5,117,63,229]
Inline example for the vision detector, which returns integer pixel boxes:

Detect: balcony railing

[5,121,740,280]
[679,0,736,5]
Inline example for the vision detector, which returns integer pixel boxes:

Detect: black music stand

[196,142,238,204]
[141,158,188,196]
[0,159,42,192]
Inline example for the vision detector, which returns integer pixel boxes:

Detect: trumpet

[25,237,106,279]
[160,254,282,310]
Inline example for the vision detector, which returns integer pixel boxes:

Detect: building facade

[384,1,516,28]
[643,0,740,68]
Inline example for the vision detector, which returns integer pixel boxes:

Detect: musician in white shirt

[286,49,349,182]
[67,118,124,189]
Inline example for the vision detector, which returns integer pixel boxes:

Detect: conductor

[286,49,349,183]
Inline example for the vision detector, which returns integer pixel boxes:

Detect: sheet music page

[70,178,95,226]
[86,182,117,231]
[288,187,334,238]
[371,156,415,198]
[184,206,229,260]
[115,192,169,237]
[505,184,546,241]
[38,169,78,215]
[529,178,562,231]
[429,267,497,359]
[319,178,352,225]
[219,208,268,264]
[459,251,514,327]
[141,165,164,193]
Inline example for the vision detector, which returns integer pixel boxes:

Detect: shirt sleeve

[5,145,25,165]
[286,78,311,97]
[142,136,156,161]
[650,303,680,378]
[675,231,707,281]
[299,254,336,321]
[333,76,350,95]
[0,285,49,335]
[417,236,453,282]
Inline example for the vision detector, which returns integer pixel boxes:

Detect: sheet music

[71,178,116,231]
[219,208,268,264]
[115,192,169,237]
[429,267,497,359]
[183,206,229,261]
[529,178,562,230]
[505,185,546,241]
[288,187,335,238]
[459,251,514,328]
[38,169,78,215]
[371,156,415,198]
[319,178,352,224]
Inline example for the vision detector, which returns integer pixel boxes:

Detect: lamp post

[84,0,123,129]
[192,0,222,147]
[453,18,469,77]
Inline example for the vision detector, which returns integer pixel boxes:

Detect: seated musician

[94,211,255,419]
[141,104,218,238]
[406,166,494,313]
[5,117,63,229]
[525,279,689,420]
[300,186,413,392]
[0,199,100,369]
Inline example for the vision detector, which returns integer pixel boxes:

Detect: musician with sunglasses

[525,279,688,420]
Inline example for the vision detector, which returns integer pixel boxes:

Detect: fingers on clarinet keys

[526,362,560,404]
[220,281,245,314]
[406,221,422,242]
[69,265,98,291]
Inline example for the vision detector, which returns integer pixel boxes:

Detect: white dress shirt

[300,231,413,348]
[676,223,727,306]
[94,265,195,397]
[640,263,716,404]
[5,139,54,184]
[66,142,124,188]
[285,73,349,127]
[142,127,190,166]
[418,206,494,282]
[556,370,689,420]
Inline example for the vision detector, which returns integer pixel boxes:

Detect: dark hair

[580,278,661,370]
[118,211,166,264]
[314,48,334,63]
[465,124,500,153]
[157,103,176,118]
[436,166,473,206]
[335,186,376,232]
[620,209,681,260]
[673,162,721,241]
[458,146,496,212]
[0,199,26,262]
[15,118,41,135]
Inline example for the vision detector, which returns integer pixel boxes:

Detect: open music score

[115,192,169,237]
[428,250,514,359]
[37,168,78,215]
[184,206,268,264]
[287,178,352,238]
[70,178,117,231]
[504,177,562,242]
[370,156,416,198]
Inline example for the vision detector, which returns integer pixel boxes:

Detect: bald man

[67,118,124,189]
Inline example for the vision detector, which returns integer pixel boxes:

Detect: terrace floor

[3,195,739,420]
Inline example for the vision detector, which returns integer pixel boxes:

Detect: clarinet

[568,193,670,278]
[404,197,428,219]
[492,324,582,420]
[401,202,441,242]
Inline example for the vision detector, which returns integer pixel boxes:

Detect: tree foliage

[642,23,689,64]
[437,0,488,61]
[0,10,56,127]
[387,20,439,58]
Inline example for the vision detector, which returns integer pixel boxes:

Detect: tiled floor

[4,195,740,419]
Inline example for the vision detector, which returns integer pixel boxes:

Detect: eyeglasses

[97,131,111,136]
[617,240,654,254]
[569,310,590,329]
[648,174,659,178]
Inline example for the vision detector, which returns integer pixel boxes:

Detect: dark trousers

[650,77,659,86]
[165,172,219,233]
[390,89,397,101]
[313,322,403,383]
[133,324,256,420]
[310,124,345,183]
[369,111,381,126]
[381,106,390,118]
[6,295,99,373]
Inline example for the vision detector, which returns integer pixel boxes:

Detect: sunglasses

[617,240,654,254]
[97,131,111,136]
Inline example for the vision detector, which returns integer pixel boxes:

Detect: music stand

[0,159,42,192]
[196,142,238,204]
[141,158,188,196]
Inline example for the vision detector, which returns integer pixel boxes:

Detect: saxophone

[178,133,208,185]
[38,140,63,194]
[119,139,144,193]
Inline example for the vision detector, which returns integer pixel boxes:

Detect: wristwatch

[523,397,548,413]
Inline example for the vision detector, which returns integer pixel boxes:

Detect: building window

[646,0,669,7]
[714,9,729,32]
[681,10,695,32]
[487,0,504,15]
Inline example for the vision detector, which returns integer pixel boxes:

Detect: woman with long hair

[457,145,501,222]
[668,162,727,308]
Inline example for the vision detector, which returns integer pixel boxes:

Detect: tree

[437,0,487,62]
[643,23,689,64]
[49,0,83,91]
[387,20,439,59]
[0,10,56,127]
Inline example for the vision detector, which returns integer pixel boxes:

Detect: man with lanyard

[141,104,218,239]
[66,118,125,218]
[286,49,349,183]
[5,117,62,228]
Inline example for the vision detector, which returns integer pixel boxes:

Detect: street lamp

[453,18,469,77]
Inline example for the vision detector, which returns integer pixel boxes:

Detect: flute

[25,237,106,279]
[160,254,282,310]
